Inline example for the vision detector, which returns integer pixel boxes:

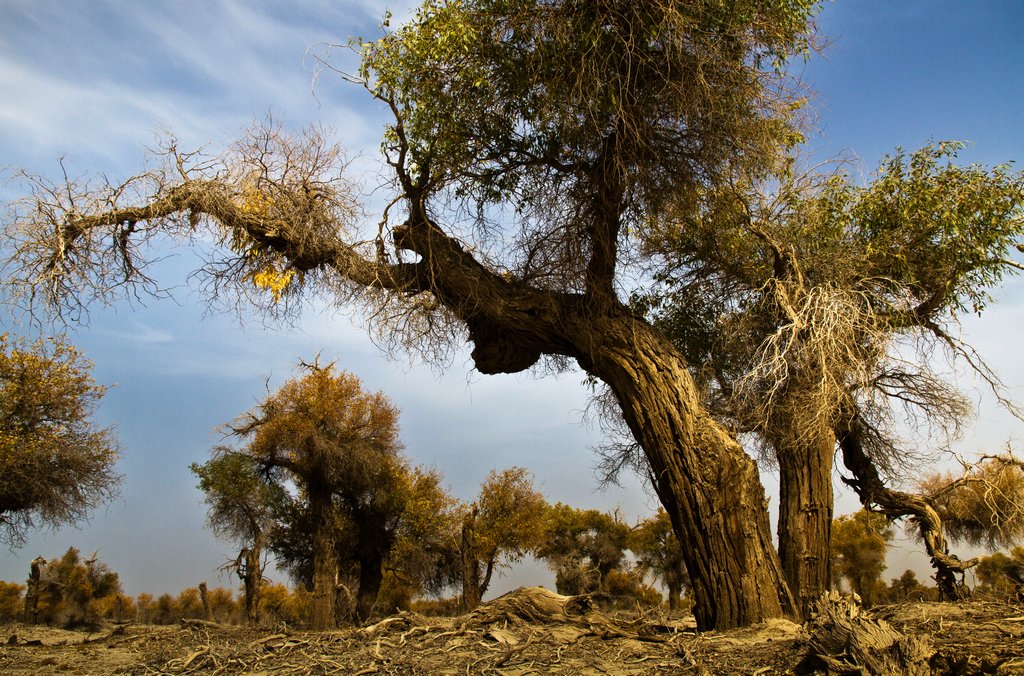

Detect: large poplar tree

[1,0,817,629]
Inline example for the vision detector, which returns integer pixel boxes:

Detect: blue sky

[1,1,1022,598]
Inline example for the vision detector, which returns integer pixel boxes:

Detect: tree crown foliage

[191,450,288,547]
[231,362,404,496]
[647,142,1024,466]
[471,467,547,567]
[830,509,893,603]
[536,503,632,594]
[0,333,120,546]
[353,0,817,304]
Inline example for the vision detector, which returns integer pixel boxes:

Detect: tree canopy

[0,333,121,547]
[458,467,547,609]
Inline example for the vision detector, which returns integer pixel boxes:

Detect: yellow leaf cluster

[238,183,273,217]
[246,265,297,303]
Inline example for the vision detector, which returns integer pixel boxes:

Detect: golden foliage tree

[458,467,547,610]
[224,362,403,629]
[31,547,123,627]
[830,510,892,607]
[0,334,120,546]
[629,509,688,610]
[536,504,632,597]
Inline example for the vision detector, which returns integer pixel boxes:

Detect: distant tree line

[189,364,692,628]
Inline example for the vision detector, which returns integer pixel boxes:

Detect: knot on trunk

[468,319,541,374]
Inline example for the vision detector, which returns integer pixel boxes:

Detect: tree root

[797,592,934,675]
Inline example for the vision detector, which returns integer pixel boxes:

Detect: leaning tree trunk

[389,212,796,629]
[580,316,798,630]
[776,423,835,617]
[309,481,338,631]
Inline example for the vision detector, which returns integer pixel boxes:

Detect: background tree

[33,547,123,627]
[830,509,892,607]
[0,333,121,546]
[973,548,1024,600]
[630,509,688,610]
[192,451,287,625]
[225,362,404,629]
[384,466,461,607]
[0,581,23,622]
[537,504,631,597]
[458,467,547,610]
[885,570,935,603]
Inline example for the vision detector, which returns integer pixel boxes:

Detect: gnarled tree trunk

[837,414,975,600]
[578,316,798,630]
[398,207,798,628]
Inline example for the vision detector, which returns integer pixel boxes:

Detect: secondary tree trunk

[836,413,975,601]
[199,581,214,622]
[461,509,483,611]
[352,507,396,624]
[776,424,835,617]
[23,556,44,624]
[239,544,262,626]
[578,316,798,630]
[354,560,383,624]
[666,580,681,611]
[309,481,338,631]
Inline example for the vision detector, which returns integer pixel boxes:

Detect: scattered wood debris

[0,587,1022,674]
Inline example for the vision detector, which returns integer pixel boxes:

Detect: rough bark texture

[309,481,337,631]
[777,425,835,617]
[797,591,933,675]
[461,509,483,612]
[579,316,798,630]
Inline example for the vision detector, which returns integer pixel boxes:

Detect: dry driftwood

[797,592,933,675]
[466,586,606,626]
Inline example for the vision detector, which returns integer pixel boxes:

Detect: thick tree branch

[836,414,977,599]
